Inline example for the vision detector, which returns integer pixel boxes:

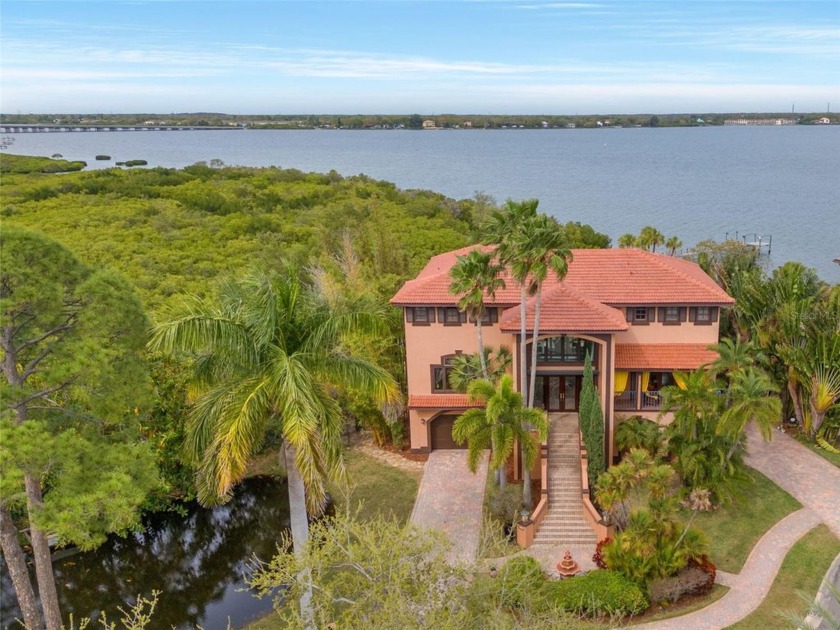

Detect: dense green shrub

[543,570,648,616]
[124,159,148,167]
[648,563,711,603]
[487,484,523,535]
[615,416,664,457]
[0,153,86,173]
[497,556,545,608]
[95,154,111,160]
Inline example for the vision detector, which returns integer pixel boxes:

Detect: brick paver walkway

[630,507,821,630]
[745,424,840,538]
[634,423,840,629]
[410,450,488,564]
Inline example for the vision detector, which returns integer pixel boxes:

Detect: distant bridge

[0,124,245,133]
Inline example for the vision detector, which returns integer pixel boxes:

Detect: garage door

[430,414,466,450]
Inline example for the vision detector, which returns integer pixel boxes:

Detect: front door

[534,376,581,411]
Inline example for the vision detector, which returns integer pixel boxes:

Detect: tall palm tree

[453,375,548,503]
[483,199,539,395]
[516,215,572,408]
[706,337,761,382]
[618,233,639,248]
[449,249,506,379]
[716,367,781,460]
[149,270,396,621]
[660,369,719,441]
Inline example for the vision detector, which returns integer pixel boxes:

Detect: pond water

[0,476,289,629]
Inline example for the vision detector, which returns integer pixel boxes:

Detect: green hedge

[498,556,545,607]
[542,570,648,617]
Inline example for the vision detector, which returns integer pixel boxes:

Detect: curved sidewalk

[634,424,840,629]
[631,507,821,630]
[744,424,840,538]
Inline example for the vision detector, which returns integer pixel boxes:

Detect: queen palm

[514,215,572,408]
[149,270,396,620]
[452,375,548,503]
[483,199,539,394]
[449,249,506,379]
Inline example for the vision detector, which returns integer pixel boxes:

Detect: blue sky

[1,1,838,114]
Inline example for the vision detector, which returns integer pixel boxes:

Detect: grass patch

[686,467,801,573]
[728,524,840,629]
[0,152,86,173]
[327,450,421,524]
[797,435,840,468]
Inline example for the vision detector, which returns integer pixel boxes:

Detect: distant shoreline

[1,111,835,131]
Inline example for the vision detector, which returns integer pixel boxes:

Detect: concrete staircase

[532,413,598,546]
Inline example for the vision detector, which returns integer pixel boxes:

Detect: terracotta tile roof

[391,247,734,307]
[499,283,629,332]
[614,344,719,370]
[408,394,484,409]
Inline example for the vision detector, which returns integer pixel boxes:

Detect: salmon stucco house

[391,245,734,464]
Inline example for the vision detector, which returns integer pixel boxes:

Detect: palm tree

[716,367,781,460]
[516,215,572,409]
[618,233,638,248]
[447,345,512,392]
[449,249,506,379]
[665,236,683,256]
[705,337,762,382]
[453,375,548,505]
[483,199,539,395]
[660,369,719,441]
[149,270,396,621]
[638,226,665,253]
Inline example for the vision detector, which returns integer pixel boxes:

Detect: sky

[1,1,838,115]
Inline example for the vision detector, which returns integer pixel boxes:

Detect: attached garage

[430,414,466,450]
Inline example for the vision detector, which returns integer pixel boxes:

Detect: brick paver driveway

[410,450,488,564]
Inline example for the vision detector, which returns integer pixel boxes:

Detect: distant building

[422,120,436,129]
[463,121,472,128]
[817,117,830,125]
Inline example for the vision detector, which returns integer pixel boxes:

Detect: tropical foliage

[596,450,708,584]
[453,375,548,506]
[0,226,158,630]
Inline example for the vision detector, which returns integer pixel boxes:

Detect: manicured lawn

[686,467,801,573]
[327,450,422,524]
[727,524,840,629]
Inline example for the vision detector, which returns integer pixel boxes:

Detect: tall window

[431,355,458,392]
[413,307,429,323]
[696,306,711,322]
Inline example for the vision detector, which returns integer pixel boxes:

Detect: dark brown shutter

[429,307,436,323]
[626,307,634,322]
[460,310,467,323]
[658,307,665,322]
[406,308,414,323]
[648,307,657,322]
[437,307,445,322]
[490,308,498,323]
[689,307,696,323]
[711,307,719,322]
[679,307,687,322]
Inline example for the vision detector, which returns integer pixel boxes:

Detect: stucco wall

[404,317,514,395]
[614,319,720,345]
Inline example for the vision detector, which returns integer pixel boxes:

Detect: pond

[0,476,289,629]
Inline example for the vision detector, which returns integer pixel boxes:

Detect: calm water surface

[6,126,838,282]
[0,477,287,629]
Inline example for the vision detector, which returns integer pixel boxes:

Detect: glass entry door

[536,375,581,411]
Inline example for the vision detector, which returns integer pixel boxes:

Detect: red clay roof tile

[614,344,718,370]
[391,247,733,310]
[408,394,484,409]
[499,283,629,332]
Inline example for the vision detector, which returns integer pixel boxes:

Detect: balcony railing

[614,390,637,410]
[613,390,663,411]
[642,390,662,410]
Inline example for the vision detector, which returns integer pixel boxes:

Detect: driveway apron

[410,450,489,564]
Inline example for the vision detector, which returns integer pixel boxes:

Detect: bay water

[6,125,838,282]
